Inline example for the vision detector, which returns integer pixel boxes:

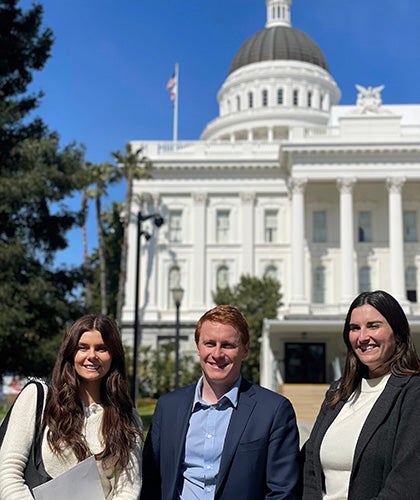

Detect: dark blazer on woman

[141,378,300,500]
[301,374,420,499]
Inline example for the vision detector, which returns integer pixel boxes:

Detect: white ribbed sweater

[0,382,142,500]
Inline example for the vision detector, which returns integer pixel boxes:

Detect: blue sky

[20,0,420,266]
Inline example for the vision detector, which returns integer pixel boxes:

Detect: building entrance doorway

[285,342,326,383]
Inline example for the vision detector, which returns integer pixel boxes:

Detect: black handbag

[0,380,52,491]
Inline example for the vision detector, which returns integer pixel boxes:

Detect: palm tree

[87,161,119,315]
[111,143,152,325]
[81,186,92,308]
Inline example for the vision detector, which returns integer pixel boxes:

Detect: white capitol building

[121,0,420,396]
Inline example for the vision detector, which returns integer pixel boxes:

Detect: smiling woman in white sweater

[0,314,143,499]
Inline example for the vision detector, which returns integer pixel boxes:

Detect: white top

[320,374,390,500]
[0,382,142,499]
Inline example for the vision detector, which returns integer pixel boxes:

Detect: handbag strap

[0,380,44,445]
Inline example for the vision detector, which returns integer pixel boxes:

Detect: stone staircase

[279,383,330,447]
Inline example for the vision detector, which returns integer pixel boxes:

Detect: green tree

[88,202,124,318]
[111,143,151,325]
[212,274,283,383]
[137,343,201,398]
[86,162,119,315]
[0,0,86,378]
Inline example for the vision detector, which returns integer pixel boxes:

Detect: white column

[337,178,356,307]
[147,194,162,311]
[290,178,308,310]
[122,206,138,324]
[260,319,276,391]
[191,192,208,308]
[240,192,256,275]
[386,177,406,302]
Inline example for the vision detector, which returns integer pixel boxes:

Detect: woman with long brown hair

[0,314,142,499]
[301,290,420,499]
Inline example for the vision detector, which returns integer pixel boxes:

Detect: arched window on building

[359,266,371,293]
[307,91,313,108]
[406,266,417,302]
[248,92,254,109]
[277,88,284,105]
[168,266,181,308]
[262,89,268,107]
[264,265,278,281]
[236,95,241,112]
[216,265,229,289]
[313,266,325,304]
[293,89,299,106]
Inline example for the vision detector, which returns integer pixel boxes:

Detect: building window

[277,88,284,105]
[406,266,417,302]
[293,89,299,106]
[248,92,253,109]
[217,265,229,289]
[216,209,230,243]
[313,210,327,243]
[307,91,313,108]
[168,210,182,243]
[403,210,417,242]
[358,211,372,242]
[168,266,181,307]
[236,95,241,111]
[313,266,325,303]
[264,210,278,243]
[359,266,371,293]
[262,89,268,107]
[264,265,278,281]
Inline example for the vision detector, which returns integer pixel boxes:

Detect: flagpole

[173,63,179,143]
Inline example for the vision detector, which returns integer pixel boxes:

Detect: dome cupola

[229,0,329,75]
[200,0,341,142]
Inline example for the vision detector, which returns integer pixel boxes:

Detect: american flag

[166,72,177,101]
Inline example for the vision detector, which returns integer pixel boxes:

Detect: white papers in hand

[32,455,104,500]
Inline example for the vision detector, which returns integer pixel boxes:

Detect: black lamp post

[132,211,164,404]
[171,286,184,390]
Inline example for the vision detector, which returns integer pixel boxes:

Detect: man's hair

[194,305,250,345]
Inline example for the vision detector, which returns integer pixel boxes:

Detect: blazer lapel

[169,386,195,498]
[215,380,256,494]
[351,375,410,473]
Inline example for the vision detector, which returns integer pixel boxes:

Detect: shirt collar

[193,375,241,411]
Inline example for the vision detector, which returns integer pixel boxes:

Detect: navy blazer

[301,374,420,499]
[141,378,300,499]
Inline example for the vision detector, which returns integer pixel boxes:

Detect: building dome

[229,25,329,75]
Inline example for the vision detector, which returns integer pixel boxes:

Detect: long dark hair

[43,314,142,470]
[328,290,420,407]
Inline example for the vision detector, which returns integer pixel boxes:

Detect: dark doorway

[285,342,326,383]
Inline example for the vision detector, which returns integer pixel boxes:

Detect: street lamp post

[132,211,164,404]
[171,286,184,390]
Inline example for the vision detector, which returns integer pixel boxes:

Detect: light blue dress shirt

[179,376,241,499]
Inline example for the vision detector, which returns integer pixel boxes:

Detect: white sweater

[319,374,390,500]
[0,382,142,500]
